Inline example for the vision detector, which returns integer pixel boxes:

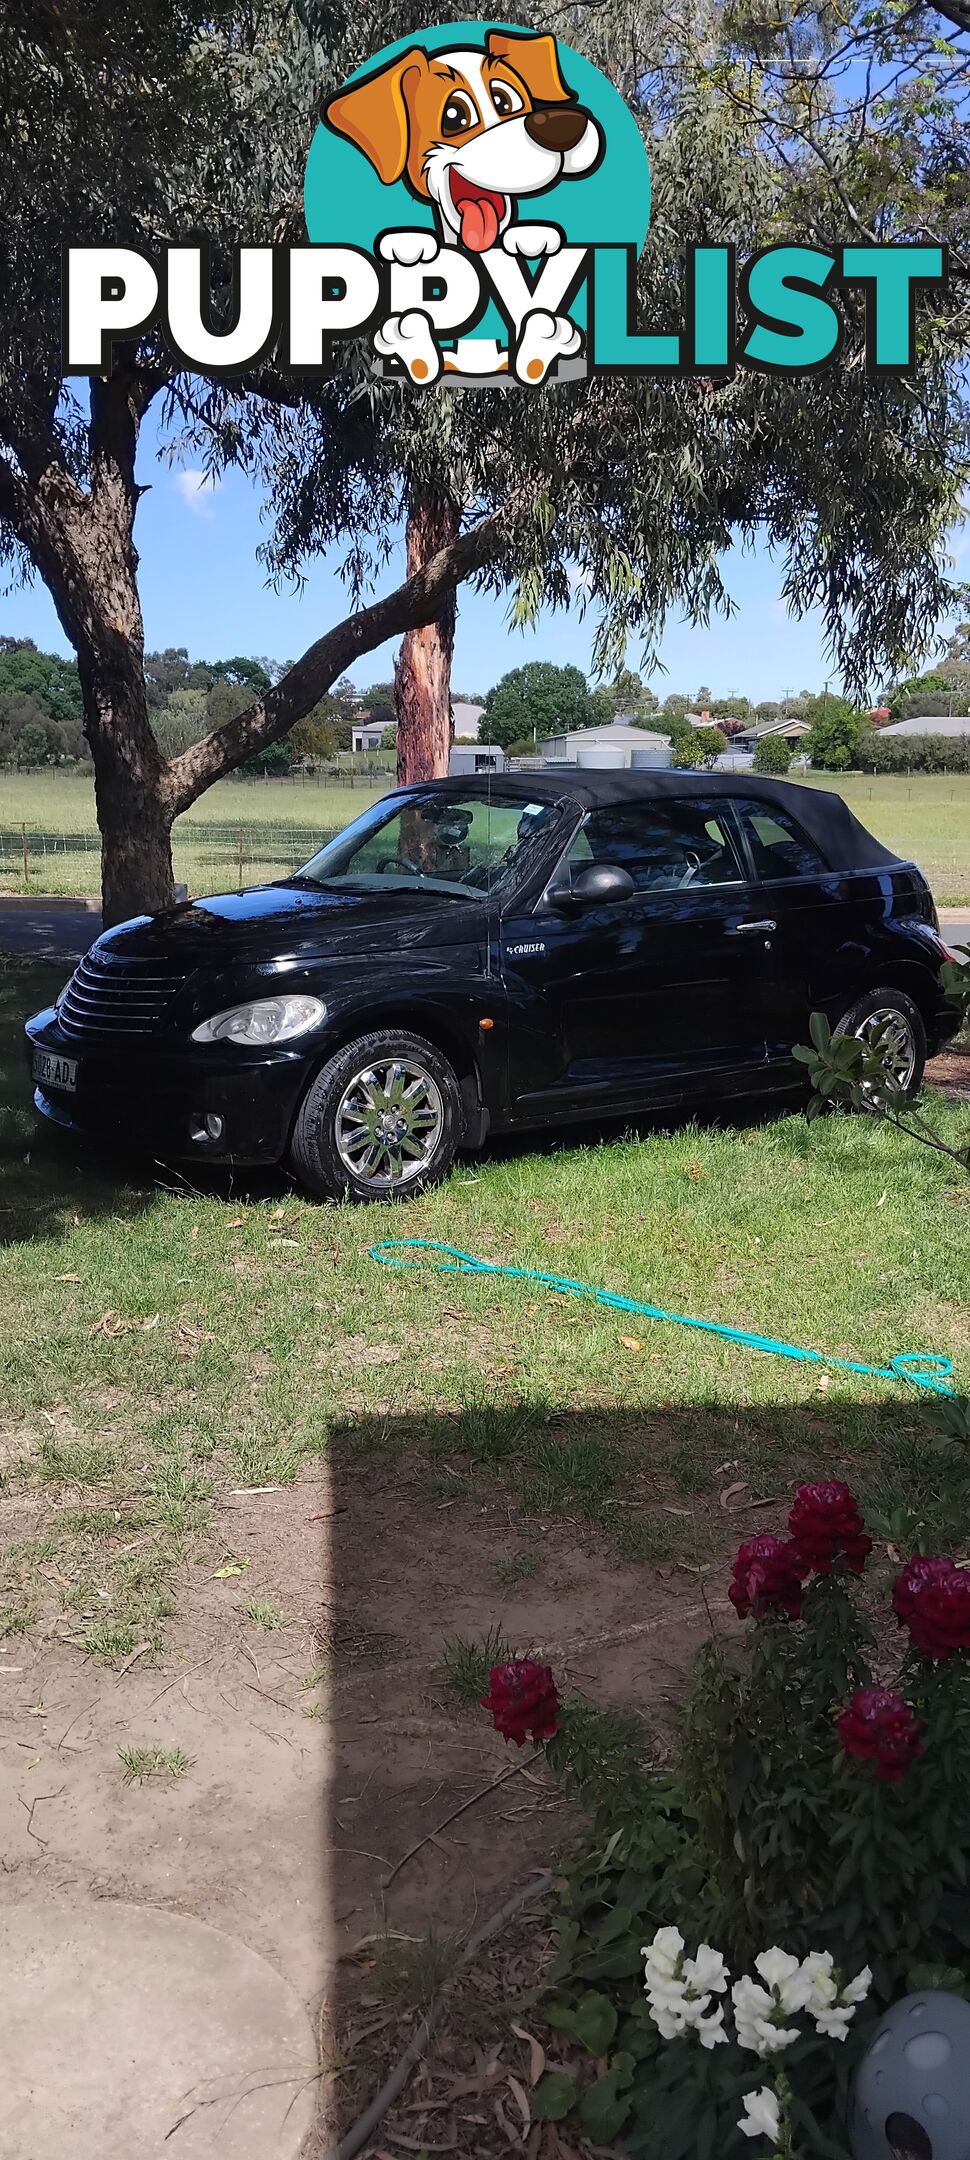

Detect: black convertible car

[26,770,958,1200]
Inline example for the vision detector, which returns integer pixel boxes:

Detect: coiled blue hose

[369,1238,957,1398]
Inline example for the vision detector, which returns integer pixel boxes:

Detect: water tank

[631,745,671,770]
[576,746,625,770]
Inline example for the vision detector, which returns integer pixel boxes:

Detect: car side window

[565,802,746,892]
[733,800,828,881]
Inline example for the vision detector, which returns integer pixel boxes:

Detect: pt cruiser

[26,771,958,1201]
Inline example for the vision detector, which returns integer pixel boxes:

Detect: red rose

[728,1534,805,1621]
[837,1688,923,1782]
[481,1658,560,1746]
[789,1481,872,1578]
[892,1555,970,1660]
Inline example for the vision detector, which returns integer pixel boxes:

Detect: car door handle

[727,918,777,936]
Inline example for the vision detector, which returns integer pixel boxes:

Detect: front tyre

[289,1030,463,1202]
[832,986,926,1101]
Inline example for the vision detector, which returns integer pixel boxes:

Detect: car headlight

[191,995,327,1046]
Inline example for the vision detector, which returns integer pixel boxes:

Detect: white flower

[755,1947,815,2013]
[733,1977,800,2058]
[815,2005,855,2041]
[695,2004,728,2049]
[684,1943,730,1998]
[802,1950,836,2016]
[643,1926,684,1979]
[842,1965,872,2006]
[738,2086,781,2143]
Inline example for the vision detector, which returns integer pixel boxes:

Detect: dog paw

[378,231,439,267]
[501,224,562,259]
[373,310,441,383]
[512,308,582,384]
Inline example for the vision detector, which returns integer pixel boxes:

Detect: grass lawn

[0,768,386,897]
[1,767,970,902]
[2,954,968,1658]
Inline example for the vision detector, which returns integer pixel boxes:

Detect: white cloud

[174,468,223,519]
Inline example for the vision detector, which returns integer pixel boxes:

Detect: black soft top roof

[394,769,902,874]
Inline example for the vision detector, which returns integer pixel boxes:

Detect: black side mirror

[555,863,635,908]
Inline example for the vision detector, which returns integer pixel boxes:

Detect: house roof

[538,724,670,747]
[880,714,970,736]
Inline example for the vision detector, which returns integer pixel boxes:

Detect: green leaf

[578,2068,635,2143]
[531,2071,577,2123]
[809,1009,832,1053]
[573,1989,619,2054]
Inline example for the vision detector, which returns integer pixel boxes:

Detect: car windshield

[296,794,558,898]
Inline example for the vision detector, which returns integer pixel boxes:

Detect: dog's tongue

[458,193,500,252]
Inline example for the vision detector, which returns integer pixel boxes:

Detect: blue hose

[369,1238,957,1399]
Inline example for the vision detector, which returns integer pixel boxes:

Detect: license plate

[33,1047,79,1094]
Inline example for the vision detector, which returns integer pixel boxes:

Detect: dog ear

[485,30,574,105]
[324,49,428,183]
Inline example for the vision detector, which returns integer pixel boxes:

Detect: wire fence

[0,822,343,895]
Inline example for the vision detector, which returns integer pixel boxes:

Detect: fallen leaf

[719,1481,748,1510]
[228,1217,246,1229]
[506,2075,531,2133]
[817,1372,831,1392]
[686,1159,707,1180]
[213,1558,250,1579]
[877,1189,888,1208]
[53,1272,81,1283]
[619,1335,642,1351]
[511,2025,546,2088]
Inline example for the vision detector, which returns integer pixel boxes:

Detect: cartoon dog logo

[323,29,602,382]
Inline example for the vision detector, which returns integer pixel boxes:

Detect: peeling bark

[394,493,461,786]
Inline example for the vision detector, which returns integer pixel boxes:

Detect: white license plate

[33,1048,79,1094]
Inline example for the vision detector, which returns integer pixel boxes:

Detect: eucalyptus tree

[1,0,967,922]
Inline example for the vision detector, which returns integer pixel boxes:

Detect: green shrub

[753,733,792,774]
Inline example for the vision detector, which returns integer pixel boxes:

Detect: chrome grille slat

[58,953,185,1038]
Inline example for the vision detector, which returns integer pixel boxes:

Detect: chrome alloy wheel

[334,1058,445,1190]
[854,1005,918,1094]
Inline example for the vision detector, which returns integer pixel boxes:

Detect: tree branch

[166,501,515,812]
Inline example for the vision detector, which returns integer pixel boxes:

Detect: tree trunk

[395,493,461,786]
[80,655,176,926]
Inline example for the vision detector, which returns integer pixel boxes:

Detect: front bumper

[24,1007,313,1166]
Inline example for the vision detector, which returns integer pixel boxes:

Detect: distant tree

[754,732,792,773]
[756,700,782,722]
[661,693,691,721]
[714,696,752,721]
[804,694,869,770]
[380,726,397,750]
[211,656,272,694]
[0,644,82,727]
[290,701,341,761]
[485,663,593,750]
[672,725,726,768]
[242,737,293,776]
[152,687,207,757]
[695,685,713,709]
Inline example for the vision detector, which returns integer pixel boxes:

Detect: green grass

[119,1744,192,1784]
[2,769,970,902]
[442,1626,514,1701]
[1,953,969,1645]
[791,773,970,905]
[0,769,385,898]
[247,1597,288,1630]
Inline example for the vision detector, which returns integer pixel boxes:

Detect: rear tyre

[289,1029,463,1202]
[832,986,926,1102]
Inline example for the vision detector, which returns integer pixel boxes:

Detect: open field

[1,767,970,901]
[0,768,386,898]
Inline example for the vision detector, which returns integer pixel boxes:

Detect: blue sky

[1,406,959,703]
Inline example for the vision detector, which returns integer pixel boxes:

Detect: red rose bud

[481,1657,560,1746]
[837,1688,923,1782]
[892,1555,970,1660]
[789,1480,872,1578]
[728,1534,805,1621]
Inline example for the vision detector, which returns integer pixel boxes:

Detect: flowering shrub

[493,1473,970,2156]
[837,1689,923,1782]
[480,1656,560,1745]
[728,1534,804,1621]
[892,1553,970,1659]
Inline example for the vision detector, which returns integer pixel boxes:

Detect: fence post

[237,827,245,892]
[21,821,29,887]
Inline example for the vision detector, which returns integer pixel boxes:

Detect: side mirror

[557,863,635,907]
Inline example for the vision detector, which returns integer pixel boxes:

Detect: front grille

[58,952,186,1038]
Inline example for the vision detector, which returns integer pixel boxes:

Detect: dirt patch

[927,1042,970,1098]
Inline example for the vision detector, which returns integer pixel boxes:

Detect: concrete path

[0,1895,318,2160]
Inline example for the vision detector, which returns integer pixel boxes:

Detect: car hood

[94,882,486,966]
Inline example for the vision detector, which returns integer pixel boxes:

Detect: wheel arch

[304,1004,489,1147]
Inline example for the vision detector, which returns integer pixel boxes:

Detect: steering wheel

[676,851,703,889]
[376,855,420,876]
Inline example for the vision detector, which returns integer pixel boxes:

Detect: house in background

[448,743,508,775]
[733,716,812,755]
[879,714,970,738]
[351,720,395,752]
[537,716,672,768]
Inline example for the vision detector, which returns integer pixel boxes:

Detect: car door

[500,795,775,1118]
[726,795,853,1069]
